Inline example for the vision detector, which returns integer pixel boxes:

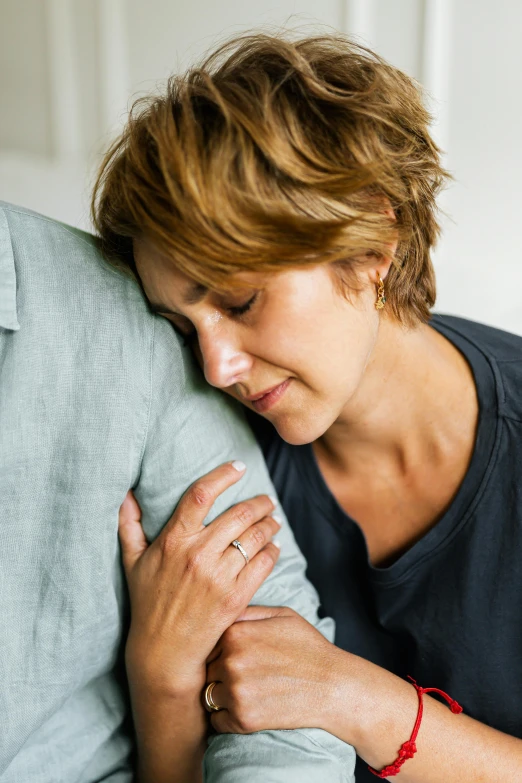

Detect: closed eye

[227,293,258,317]
[160,291,259,346]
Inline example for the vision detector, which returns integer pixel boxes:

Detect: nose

[198,326,253,389]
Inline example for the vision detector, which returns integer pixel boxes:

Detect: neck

[316,317,478,475]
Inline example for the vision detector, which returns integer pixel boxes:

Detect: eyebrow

[148,283,208,314]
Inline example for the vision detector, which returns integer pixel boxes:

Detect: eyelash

[227,293,258,317]
[174,293,259,346]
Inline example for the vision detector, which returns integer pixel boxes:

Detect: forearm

[128,677,207,783]
[324,650,522,782]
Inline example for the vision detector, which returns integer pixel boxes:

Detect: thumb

[235,605,295,622]
[118,490,148,575]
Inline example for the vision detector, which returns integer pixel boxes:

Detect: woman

[92,33,522,781]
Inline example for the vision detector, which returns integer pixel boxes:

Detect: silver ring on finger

[231,538,249,564]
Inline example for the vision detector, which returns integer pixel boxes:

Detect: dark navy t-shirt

[247,314,522,782]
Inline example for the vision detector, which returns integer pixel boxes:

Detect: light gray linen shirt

[0,202,356,783]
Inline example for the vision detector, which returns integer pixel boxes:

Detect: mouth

[247,379,291,413]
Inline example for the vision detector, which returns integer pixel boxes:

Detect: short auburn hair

[91,31,449,324]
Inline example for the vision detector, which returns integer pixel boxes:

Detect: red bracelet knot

[368,678,463,778]
[398,740,416,759]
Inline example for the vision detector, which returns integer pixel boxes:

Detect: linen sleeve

[133,317,356,783]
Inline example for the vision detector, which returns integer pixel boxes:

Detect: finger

[223,516,281,574]
[118,491,148,574]
[235,542,281,599]
[235,605,296,622]
[210,709,234,734]
[209,495,278,551]
[161,461,247,538]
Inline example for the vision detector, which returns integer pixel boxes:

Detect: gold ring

[204,681,223,712]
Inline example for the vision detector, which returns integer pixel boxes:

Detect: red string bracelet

[368,676,463,778]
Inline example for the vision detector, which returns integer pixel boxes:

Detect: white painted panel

[97,0,131,137]
[0,151,90,226]
[435,0,522,334]
[420,0,453,161]
[46,0,83,157]
[126,0,340,90]
[0,0,52,156]
[73,0,103,157]
[343,0,375,43]
[343,0,424,80]
[373,0,425,80]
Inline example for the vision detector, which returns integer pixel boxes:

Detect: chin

[271,411,331,446]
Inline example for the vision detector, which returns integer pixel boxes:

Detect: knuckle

[249,524,266,547]
[234,705,257,734]
[222,623,239,645]
[234,503,254,527]
[221,646,246,676]
[222,620,245,645]
[185,546,207,572]
[187,483,212,508]
[159,531,179,557]
[228,654,248,677]
[257,548,276,569]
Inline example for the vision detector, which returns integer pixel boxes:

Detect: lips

[245,383,285,402]
[249,379,291,413]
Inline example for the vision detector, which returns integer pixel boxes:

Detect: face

[133,240,386,445]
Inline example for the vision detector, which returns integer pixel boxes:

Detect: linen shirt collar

[0,207,20,331]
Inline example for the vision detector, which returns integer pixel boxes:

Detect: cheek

[255,302,373,394]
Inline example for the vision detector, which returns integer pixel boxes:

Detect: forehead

[133,238,206,303]
[132,238,262,309]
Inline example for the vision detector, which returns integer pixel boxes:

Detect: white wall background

[1,0,521,333]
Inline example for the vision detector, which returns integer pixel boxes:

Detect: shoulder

[432,313,522,422]
[1,200,100,258]
[432,313,522,359]
[1,201,141,305]
[2,200,185,379]
[2,200,152,331]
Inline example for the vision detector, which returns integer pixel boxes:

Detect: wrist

[321,647,414,752]
[319,645,362,745]
[126,638,207,700]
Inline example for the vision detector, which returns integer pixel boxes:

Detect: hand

[118,462,281,697]
[205,605,340,735]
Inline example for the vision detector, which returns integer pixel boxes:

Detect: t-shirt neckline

[295,315,501,587]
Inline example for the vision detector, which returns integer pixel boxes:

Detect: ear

[370,206,397,283]
[370,256,394,285]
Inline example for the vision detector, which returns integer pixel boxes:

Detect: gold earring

[375,273,386,310]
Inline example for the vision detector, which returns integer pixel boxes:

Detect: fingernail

[273,538,281,549]
[273,513,283,526]
[269,495,278,508]
[231,460,246,472]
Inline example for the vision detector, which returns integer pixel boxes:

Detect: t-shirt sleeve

[133,316,356,782]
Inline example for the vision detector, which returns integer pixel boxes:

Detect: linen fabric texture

[0,203,355,783]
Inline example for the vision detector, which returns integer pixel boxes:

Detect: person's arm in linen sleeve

[131,316,356,783]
